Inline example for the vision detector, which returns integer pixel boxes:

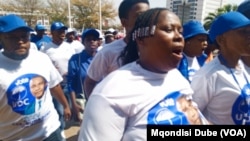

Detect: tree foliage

[203,4,238,30]
[0,0,46,26]
[0,0,118,31]
[70,0,117,30]
[44,0,68,24]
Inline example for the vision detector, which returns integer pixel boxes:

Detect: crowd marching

[0,0,250,141]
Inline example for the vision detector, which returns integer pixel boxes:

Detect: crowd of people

[0,0,250,140]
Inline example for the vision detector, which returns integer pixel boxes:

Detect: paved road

[65,121,80,141]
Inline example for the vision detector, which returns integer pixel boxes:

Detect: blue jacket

[67,50,93,97]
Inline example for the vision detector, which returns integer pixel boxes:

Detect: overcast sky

[113,0,244,10]
[111,0,245,25]
[227,0,244,5]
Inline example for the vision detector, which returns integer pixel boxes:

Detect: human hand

[63,106,71,121]
[72,103,84,123]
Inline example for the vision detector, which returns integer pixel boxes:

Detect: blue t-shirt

[31,35,52,50]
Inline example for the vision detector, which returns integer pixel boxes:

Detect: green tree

[44,0,69,25]
[0,0,46,27]
[71,0,117,31]
[0,0,118,31]
[203,4,238,30]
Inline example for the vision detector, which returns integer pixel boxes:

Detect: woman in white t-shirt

[178,20,208,82]
[191,12,250,125]
[78,8,209,141]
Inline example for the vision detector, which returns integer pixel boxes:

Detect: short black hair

[118,0,149,19]
[119,8,169,65]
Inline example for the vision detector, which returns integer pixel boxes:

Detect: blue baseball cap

[81,28,100,41]
[0,14,33,33]
[209,11,250,43]
[50,22,68,31]
[35,24,46,31]
[183,20,208,40]
[237,0,250,13]
[237,0,250,18]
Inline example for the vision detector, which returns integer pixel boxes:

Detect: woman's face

[218,25,250,56]
[83,34,99,54]
[138,11,184,73]
[184,34,208,57]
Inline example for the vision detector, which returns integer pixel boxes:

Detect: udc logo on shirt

[147,91,189,125]
[11,85,29,108]
[6,74,47,115]
[152,108,185,125]
[188,68,197,81]
[232,84,250,125]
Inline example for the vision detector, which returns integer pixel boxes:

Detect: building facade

[166,0,229,24]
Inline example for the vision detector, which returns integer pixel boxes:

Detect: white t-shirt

[244,62,250,75]
[78,62,208,141]
[0,50,62,140]
[87,38,127,81]
[68,40,85,54]
[40,41,76,76]
[30,42,38,51]
[185,54,201,81]
[191,56,250,125]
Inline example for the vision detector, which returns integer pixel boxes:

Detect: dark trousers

[43,128,63,141]
[52,98,65,131]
